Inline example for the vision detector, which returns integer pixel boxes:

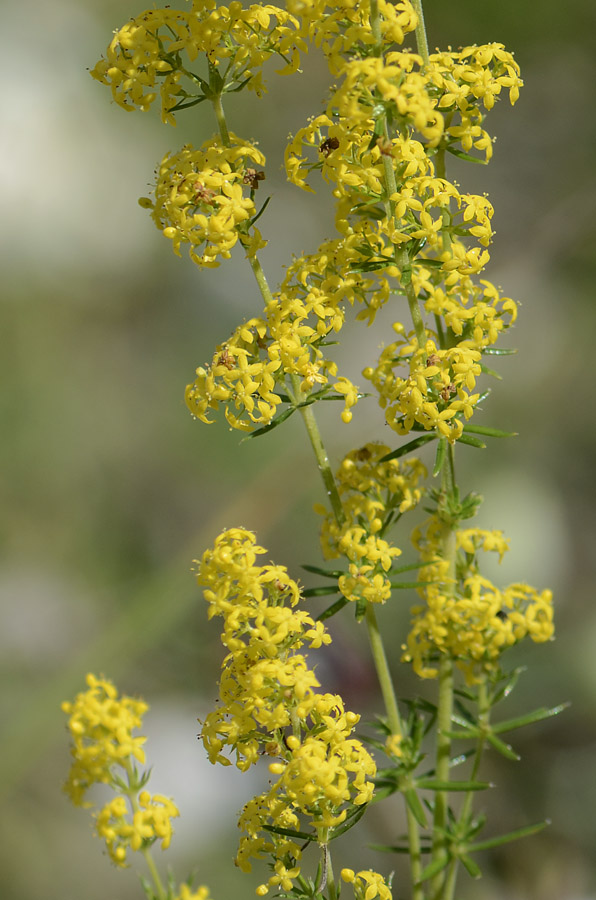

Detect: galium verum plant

[62,1,563,898]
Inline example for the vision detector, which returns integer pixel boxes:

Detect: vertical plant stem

[443,678,490,897]
[125,761,167,900]
[410,0,430,65]
[212,92,230,147]
[430,449,457,898]
[326,846,337,900]
[380,152,428,353]
[288,374,346,528]
[365,604,402,737]
[430,654,454,898]
[142,848,167,900]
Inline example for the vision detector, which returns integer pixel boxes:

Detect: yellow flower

[144,135,265,268]
[91,3,304,123]
[403,517,554,681]
[95,792,179,866]
[62,674,148,805]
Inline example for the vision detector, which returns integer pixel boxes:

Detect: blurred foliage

[1,0,596,898]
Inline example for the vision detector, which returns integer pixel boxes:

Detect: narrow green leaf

[264,824,317,842]
[468,819,550,852]
[463,424,517,439]
[170,96,207,112]
[316,596,349,621]
[247,195,271,228]
[460,854,482,879]
[389,580,434,590]
[475,389,491,406]
[223,77,252,94]
[380,433,437,462]
[433,436,447,477]
[482,347,517,356]
[449,749,476,769]
[329,803,368,839]
[457,433,486,449]
[416,855,449,884]
[369,842,432,855]
[414,258,444,269]
[446,145,490,164]
[391,559,435,575]
[303,586,340,597]
[491,666,526,705]
[416,779,490,792]
[486,732,520,761]
[245,406,295,438]
[405,788,427,827]
[479,362,503,380]
[446,729,479,741]
[368,843,403,854]
[492,703,569,735]
[301,564,344,578]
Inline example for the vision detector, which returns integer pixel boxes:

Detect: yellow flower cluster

[90,2,303,124]
[403,518,555,681]
[414,269,517,349]
[96,792,180,866]
[62,675,181,869]
[364,337,482,442]
[341,868,393,900]
[196,528,376,893]
[287,0,418,74]
[140,135,265,268]
[315,443,426,603]
[61,673,148,805]
[282,33,522,444]
[185,240,376,429]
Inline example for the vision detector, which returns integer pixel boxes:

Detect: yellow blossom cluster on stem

[315,443,426,603]
[364,336,482,442]
[62,675,181,870]
[185,239,389,429]
[96,791,179,866]
[196,528,376,893]
[61,672,148,805]
[140,135,266,268]
[287,0,418,73]
[90,1,304,124]
[403,518,555,682]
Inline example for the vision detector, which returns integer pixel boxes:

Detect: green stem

[443,678,490,898]
[365,604,402,737]
[369,0,383,51]
[124,761,167,900]
[212,93,230,147]
[406,807,425,900]
[368,4,426,895]
[142,847,167,900]
[288,374,347,528]
[380,152,427,353]
[410,0,430,66]
[246,252,276,306]
[430,653,454,899]
[326,845,337,900]
[430,453,457,898]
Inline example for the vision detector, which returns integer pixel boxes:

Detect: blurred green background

[2,0,596,897]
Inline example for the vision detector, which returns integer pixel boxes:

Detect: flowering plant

[62,2,564,898]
